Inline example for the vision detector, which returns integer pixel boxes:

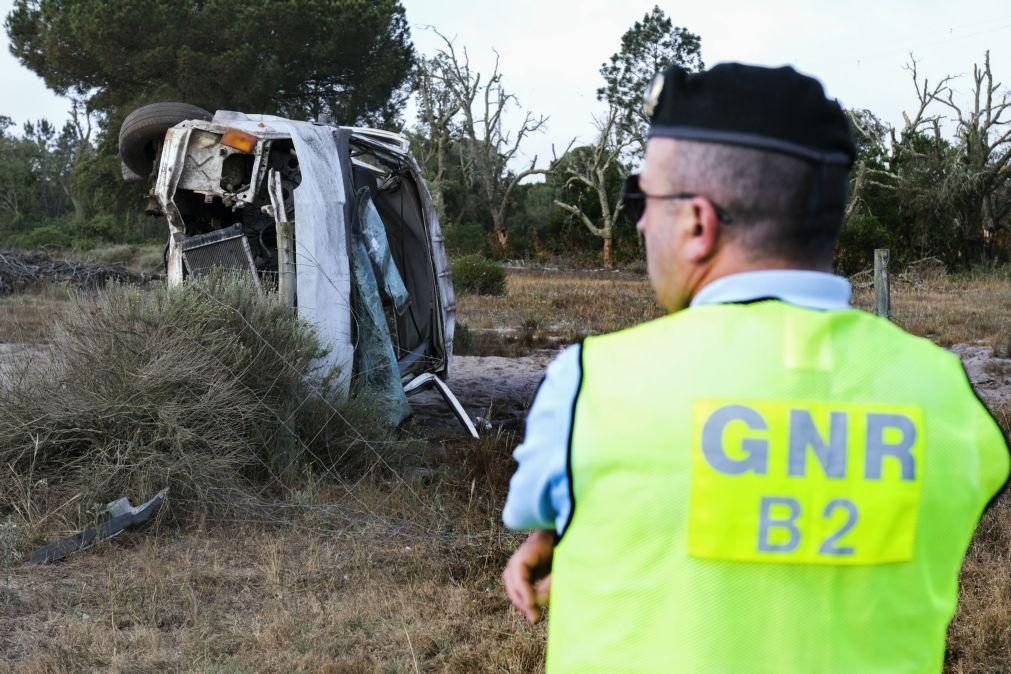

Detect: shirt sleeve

[502,343,581,534]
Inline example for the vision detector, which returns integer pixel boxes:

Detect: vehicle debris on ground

[28,488,168,564]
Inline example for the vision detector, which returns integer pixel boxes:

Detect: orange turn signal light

[221,129,257,153]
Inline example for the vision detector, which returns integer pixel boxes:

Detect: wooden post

[277,220,296,307]
[874,248,890,319]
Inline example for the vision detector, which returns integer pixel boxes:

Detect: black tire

[118,102,212,178]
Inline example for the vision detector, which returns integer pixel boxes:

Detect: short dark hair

[661,139,846,265]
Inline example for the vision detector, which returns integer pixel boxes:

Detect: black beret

[646,63,855,167]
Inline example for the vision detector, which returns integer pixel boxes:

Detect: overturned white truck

[119,103,476,436]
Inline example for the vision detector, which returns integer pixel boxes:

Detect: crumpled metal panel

[344,131,455,382]
[404,154,456,381]
[154,125,194,286]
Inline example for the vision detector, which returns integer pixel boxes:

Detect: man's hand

[503,529,555,623]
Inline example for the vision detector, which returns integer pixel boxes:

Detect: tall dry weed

[0,274,391,543]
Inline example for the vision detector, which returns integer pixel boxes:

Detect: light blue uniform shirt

[501,270,853,534]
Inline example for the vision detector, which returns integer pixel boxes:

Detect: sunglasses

[621,173,734,224]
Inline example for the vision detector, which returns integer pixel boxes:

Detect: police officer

[501,63,1010,673]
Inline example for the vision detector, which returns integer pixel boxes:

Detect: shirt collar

[690,270,852,310]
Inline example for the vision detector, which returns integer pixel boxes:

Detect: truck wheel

[118,102,212,178]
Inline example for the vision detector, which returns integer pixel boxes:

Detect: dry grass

[458,268,1011,356]
[456,269,661,355]
[0,433,545,672]
[0,284,75,343]
[851,274,1011,348]
[947,400,1011,674]
[82,243,165,275]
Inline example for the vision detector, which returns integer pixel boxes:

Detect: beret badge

[643,72,665,119]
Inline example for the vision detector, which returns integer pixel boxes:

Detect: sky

[3,0,1011,170]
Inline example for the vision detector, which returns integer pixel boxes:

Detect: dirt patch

[952,343,1011,412]
[407,352,556,436]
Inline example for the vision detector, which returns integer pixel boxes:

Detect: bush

[12,224,72,249]
[0,273,391,536]
[4,214,149,252]
[74,214,138,246]
[451,254,507,295]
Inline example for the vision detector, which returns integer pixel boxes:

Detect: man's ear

[683,197,722,262]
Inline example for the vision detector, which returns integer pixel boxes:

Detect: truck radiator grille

[181,225,258,282]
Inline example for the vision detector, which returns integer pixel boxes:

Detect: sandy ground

[411,345,1011,438]
[408,352,557,435]
[952,344,1011,409]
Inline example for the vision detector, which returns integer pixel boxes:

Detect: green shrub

[451,254,507,295]
[75,214,135,244]
[957,260,1011,282]
[13,224,72,249]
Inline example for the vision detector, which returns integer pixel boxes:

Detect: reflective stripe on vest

[546,301,1009,674]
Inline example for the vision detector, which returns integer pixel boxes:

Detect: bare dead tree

[413,54,462,219]
[424,29,548,250]
[891,57,951,160]
[933,50,1011,259]
[848,53,1011,264]
[843,109,878,224]
[843,58,953,223]
[552,108,634,268]
[61,96,94,221]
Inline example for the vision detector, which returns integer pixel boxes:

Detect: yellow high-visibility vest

[547,301,1008,673]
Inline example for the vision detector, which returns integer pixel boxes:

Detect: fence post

[874,248,890,319]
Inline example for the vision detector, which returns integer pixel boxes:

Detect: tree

[411,53,462,219]
[0,117,35,226]
[552,109,633,267]
[597,6,703,154]
[418,29,548,250]
[847,54,1011,267]
[934,51,1011,262]
[6,0,414,127]
[844,108,888,224]
[0,116,80,233]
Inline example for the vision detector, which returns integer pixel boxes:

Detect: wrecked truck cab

[121,105,474,436]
